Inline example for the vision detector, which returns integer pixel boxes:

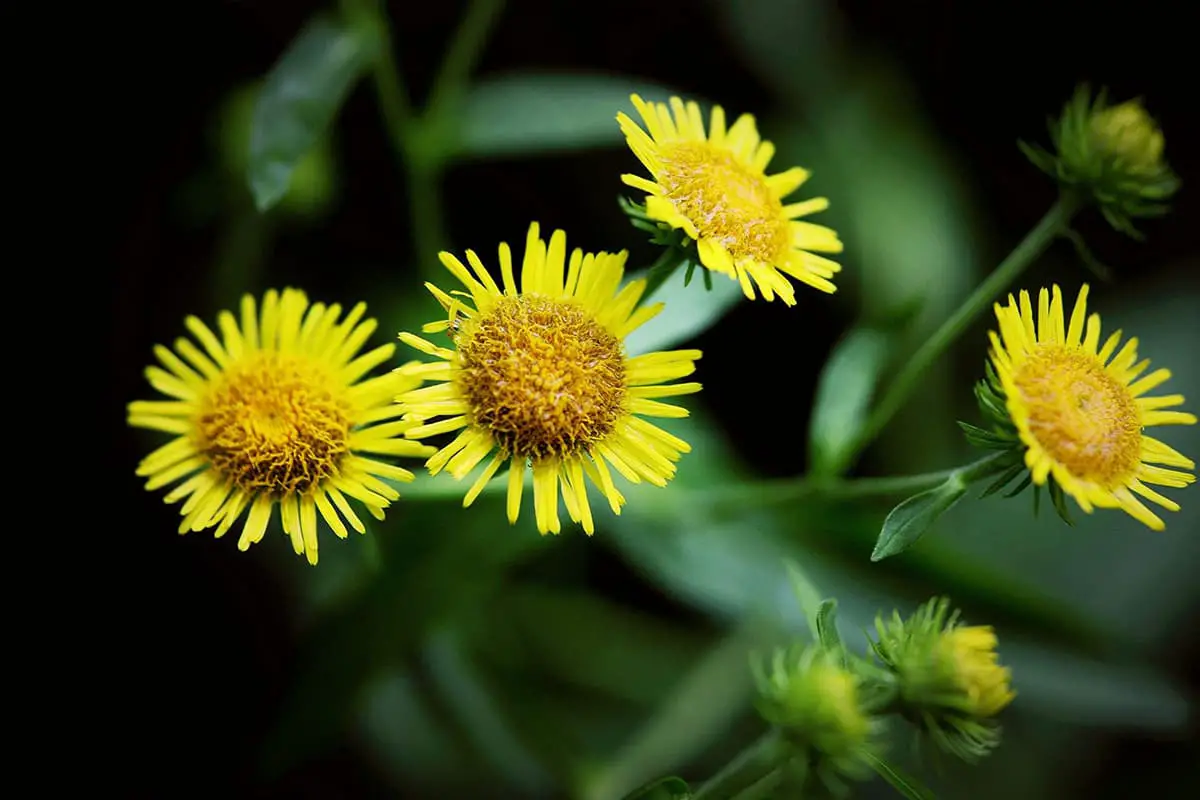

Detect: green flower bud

[871,597,1014,762]
[753,646,879,793]
[1090,100,1165,172]
[1020,85,1179,237]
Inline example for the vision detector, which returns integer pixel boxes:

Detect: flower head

[128,289,435,565]
[1020,86,1179,237]
[617,95,843,305]
[1090,100,1165,172]
[754,646,878,792]
[872,597,1014,762]
[979,284,1196,529]
[395,223,702,534]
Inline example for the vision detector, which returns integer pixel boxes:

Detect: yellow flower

[1089,100,1165,173]
[989,284,1196,529]
[395,223,702,535]
[937,626,1015,718]
[128,289,435,565]
[617,94,843,305]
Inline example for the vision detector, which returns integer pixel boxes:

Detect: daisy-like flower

[394,223,702,535]
[988,284,1196,529]
[127,288,435,565]
[617,94,843,305]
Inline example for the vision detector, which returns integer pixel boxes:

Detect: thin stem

[639,247,689,304]
[717,452,1010,507]
[426,0,506,115]
[211,205,269,306]
[347,0,412,146]
[842,197,1078,472]
[407,162,449,275]
[692,730,788,800]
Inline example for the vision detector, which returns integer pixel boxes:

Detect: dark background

[97,0,1197,796]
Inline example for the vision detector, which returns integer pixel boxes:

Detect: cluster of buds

[752,596,1014,795]
[1020,85,1179,237]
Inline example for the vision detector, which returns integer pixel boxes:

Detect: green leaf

[472,586,710,707]
[808,327,891,476]
[261,495,551,777]
[783,560,824,638]
[979,462,1025,498]
[576,624,771,800]
[814,599,844,660]
[455,73,676,158]
[248,15,377,211]
[623,263,744,355]
[871,476,968,561]
[863,752,938,800]
[620,776,691,800]
[957,421,1017,451]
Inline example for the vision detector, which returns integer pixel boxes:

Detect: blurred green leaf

[871,477,968,562]
[422,628,557,795]
[261,496,551,777]
[1004,640,1188,730]
[621,776,692,800]
[249,15,376,211]
[814,599,844,660]
[358,667,475,789]
[784,560,824,637]
[863,752,938,800]
[624,265,744,356]
[455,73,675,158]
[578,623,771,800]
[808,327,891,476]
[473,585,712,707]
[605,410,1108,653]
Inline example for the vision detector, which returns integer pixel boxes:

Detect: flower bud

[1020,86,1179,237]
[871,597,1014,761]
[753,646,879,791]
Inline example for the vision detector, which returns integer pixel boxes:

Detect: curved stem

[841,197,1078,473]
[718,452,1010,507]
[639,247,690,303]
[692,730,788,800]
[349,0,411,147]
[426,0,506,115]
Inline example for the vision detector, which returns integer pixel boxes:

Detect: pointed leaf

[621,777,691,800]
[249,15,377,211]
[808,327,891,476]
[871,476,968,561]
[957,421,1016,451]
[863,752,938,800]
[623,262,744,355]
[814,599,845,664]
[456,73,676,157]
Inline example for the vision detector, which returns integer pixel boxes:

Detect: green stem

[360,0,504,276]
[639,247,689,303]
[841,197,1078,472]
[722,452,1010,507]
[692,730,789,800]
[349,0,412,145]
[426,0,506,116]
[211,206,270,306]
[407,162,449,276]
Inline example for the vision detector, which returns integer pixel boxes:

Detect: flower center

[658,142,790,263]
[1012,346,1142,486]
[197,352,351,494]
[456,295,627,461]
